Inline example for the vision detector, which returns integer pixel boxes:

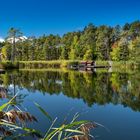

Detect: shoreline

[0,60,138,71]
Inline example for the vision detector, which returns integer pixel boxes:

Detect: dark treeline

[1,70,140,111]
[1,20,140,61]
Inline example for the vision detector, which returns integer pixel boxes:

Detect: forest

[0,20,140,62]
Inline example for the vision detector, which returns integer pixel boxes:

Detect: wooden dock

[69,61,111,71]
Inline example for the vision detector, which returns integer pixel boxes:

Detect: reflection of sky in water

[21,89,140,140]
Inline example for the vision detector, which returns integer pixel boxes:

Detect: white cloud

[7,36,28,43]
[0,37,4,42]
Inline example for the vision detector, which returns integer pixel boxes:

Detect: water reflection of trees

[1,70,140,111]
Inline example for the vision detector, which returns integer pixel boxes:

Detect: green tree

[69,48,76,60]
[83,49,93,60]
[7,28,22,62]
[96,26,112,60]
[118,37,129,61]
[129,36,140,62]
[1,43,11,61]
[79,24,96,59]
[110,42,120,61]
[69,35,79,60]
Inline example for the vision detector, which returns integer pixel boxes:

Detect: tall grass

[0,95,99,139]
[0,95,41,138]
[35,102,99,140]
[0,60,137,70]
[19,60,80,69]
[96,60,137,70]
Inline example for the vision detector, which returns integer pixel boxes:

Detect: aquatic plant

[35,102,99,140]
[0,95,40,138]
[0,91,100,140]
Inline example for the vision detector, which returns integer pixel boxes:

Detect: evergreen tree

[7,28,22,62]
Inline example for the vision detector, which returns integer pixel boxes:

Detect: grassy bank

[18,60,80,69]
[0,60,138,70]
[96,60,137,69]
[0,61,19,69]
[0,60,80,69]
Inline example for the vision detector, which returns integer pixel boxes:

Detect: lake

[0,69,140,139]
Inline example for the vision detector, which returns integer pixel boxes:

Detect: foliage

[1,20,140,62]
[6,28,22,62]
[0,95,41,138]
[83,49,94,60]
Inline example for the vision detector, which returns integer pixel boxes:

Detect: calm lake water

[0,69,140,139]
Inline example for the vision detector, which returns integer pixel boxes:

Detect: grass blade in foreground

[0,120,42,138]
[34,102,52,122]
[0,94,17,111]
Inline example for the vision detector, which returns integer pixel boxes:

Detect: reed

[19,60,80,69]
[0,97,99,139]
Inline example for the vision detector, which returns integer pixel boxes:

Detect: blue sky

[0,0,140,38]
